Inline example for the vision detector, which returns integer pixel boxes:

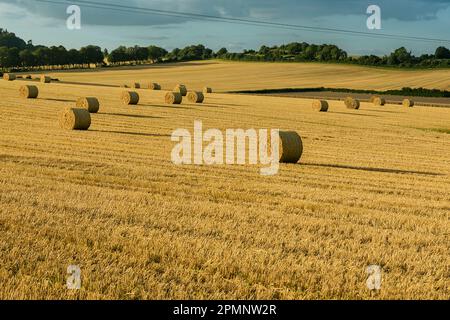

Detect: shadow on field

[185,103,230,109]
[205,101,249,107]
[365,109,405,114]
[41,98,76,103]
[100,113,163,119]
[58,81,116,88]
[90,129,171,138]
[140,104,193,110]
[329,111,380,118]
[302,162,442,176]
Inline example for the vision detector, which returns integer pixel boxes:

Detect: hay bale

[279,131,303,164]
[165,92,182,104]
[3,73,16,81]
[187,91,205,103]
[403,99,415,108]
[59,108,91,130]
[312,100,329,112]
[132,83,141,89]
[19,85,39,99]
[174,84,187,96]
[344,97,360,109]
[76,97,100,113]
[373,97,386,106]
[203,87,212,94]
[147,83,161,90]
[121,91,139,105]
[40,75,51,83]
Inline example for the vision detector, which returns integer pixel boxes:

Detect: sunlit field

[0,63,449,299]
[44,60,450,92]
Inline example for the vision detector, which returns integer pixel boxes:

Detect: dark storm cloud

[2,0,450,26]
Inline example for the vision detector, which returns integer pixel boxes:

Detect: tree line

[351,46,450,68]
[215,43,348,62]
[1,28,450,72]
[107,44,213,64]
[215,43,450,68]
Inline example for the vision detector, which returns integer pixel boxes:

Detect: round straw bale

[312,99,329,112]
[132,83,141,89]
[279,131,303,164]
[19,85,39,99]
[147,83,161,90]
[187,91,205,103]
[373,97,386,106]
[403,99,415,108]
[3,73,16,81]
[40,75,51,83]
[174,84,187,96]
[59,108,91,130]
[203,87,212,94]
[121,91,139,105]
[344,97,360,109]
[76,97,100,113]
[165,92,182,104]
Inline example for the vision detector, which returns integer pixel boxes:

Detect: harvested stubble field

[42,60,450,92]
[0,65,449,300]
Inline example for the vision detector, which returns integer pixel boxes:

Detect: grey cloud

[133,35,170,40]
[1,0,450,26]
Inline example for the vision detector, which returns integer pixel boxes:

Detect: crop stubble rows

[0,64,449,299]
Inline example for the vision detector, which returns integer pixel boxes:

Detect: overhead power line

[32,0,450,44]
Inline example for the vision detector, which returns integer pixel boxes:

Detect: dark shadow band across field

[100,113,163,120]
[302,162,443,176]
[140,104,193,110]
[364,109,406,114]
[328,111,380,118]
[90,129,171,138]
[231,87,450,108]
[40,98,76,103]
[230,87,450,98]
[58,81,118,88]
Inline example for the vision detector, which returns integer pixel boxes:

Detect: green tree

[435,46,450,59]
[32,47,51,66]
[67,49,83,66]
[80,45,104,65]
[216,47,228,57]
[147,45,167,62]
[302,45,318,60]
[0,29,27,49]
[109,46,128,64]
[135,46,149,61]
[388,47,413,65]
[19,49,37,67]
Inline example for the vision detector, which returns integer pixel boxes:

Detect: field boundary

[229,87,450,97]
[230,87,450,108]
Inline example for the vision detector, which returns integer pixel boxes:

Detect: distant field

[1,65,449,299]
[34,60,450,92]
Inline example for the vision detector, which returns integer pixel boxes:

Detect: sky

[1,0,450,55]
